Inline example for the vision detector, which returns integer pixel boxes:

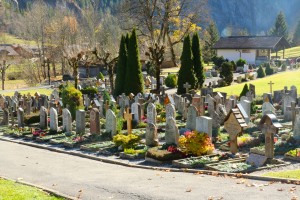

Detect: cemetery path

[0,140,299,200]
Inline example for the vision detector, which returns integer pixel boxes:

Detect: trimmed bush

[61,84,83,119]
[212,56,226,69]
[236,58,246,67]
[165,74,177,88]
[264,63,274,75]
[220,62,233,86]
[81,87,98,97]
[113,133,141,149]
[257,66,266,78]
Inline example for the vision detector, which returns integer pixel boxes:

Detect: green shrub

[236,58,246,67]
[97,72,104,81]
[212,56,226,69]
[281,63,287,71]
[81,87,98,97]
[117,117,125,133]
[264,63,274,75]
[24,113,40,125]
[165,74,177,88]
[220,62,233,86]
[231,61,237,71]
[239,84,249,99]
[155,103,163,114]
[257,66,266,78]
[61,84,83,119]
[113,133,141,149]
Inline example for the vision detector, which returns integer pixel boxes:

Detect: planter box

[119,152,145,160]
[284,154,300,162]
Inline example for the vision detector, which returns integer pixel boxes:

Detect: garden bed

[36,134,66,142]
[206,158,287,173]
[80,141,114,151]
[119,152,145,160]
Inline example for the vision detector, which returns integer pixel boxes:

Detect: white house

[213,36,290,65]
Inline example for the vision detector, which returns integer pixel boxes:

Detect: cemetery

[1,76,300,176]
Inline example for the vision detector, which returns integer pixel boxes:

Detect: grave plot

[284,148,300,162]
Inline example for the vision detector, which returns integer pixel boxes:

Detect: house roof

[213,36,291,50]
[0,45,19,56]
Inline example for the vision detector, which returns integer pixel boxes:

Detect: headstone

[183,82,191,93]
[124,107,133,134]
[50,107,58,132]
[17,107,24,128]
[206,94,215,117]
[145,123,158,147]
[286,101,300,127]
[147,103,156,125]
[240,100,251,124]
[63,108,72,133]
[290,85,297,100]
[263,93,273,104]
[246,154,267,167]
[131,102,141,122]
[186,106,198,130]
[90,108,100,135]
[1,109,9,125]
[192,97,204,116]
[262,102,276,116]
[283,96,295,121]
[106,109,117,137]
[166,103,176,119]
[76,110,86,134]
[273,90,283,104]
[201,88,213,96]
[196,116,213,138]
[25,100,31,115]
[165,117,179,145]
[40,106,48,129]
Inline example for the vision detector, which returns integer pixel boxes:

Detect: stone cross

[124,107,133,134]
[268,81,274,94]
[183,82,191,94]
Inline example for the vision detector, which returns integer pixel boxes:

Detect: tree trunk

[52,60,57,77]
[108,65,114,93]
[2,71,4,90]
[61,57,65,75]
[155,62,161,94]
[167,34,177,67]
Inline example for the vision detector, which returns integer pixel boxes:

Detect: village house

[213,36,291,65]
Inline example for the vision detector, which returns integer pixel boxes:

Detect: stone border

[0,175,75,200]
[1,136,300,186]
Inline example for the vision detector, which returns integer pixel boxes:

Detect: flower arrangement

[113,134,141,149]
[32,129,46,137]
[178,131,214,156]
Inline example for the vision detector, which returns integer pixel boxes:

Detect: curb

[0,175,75,200]
[1,136,300,186]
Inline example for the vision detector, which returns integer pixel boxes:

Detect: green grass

[271,46,300,59]
[0,88,53,96]
[262,169,300,180]
[215,69,300,96]
[0,33,36,46]
[0,178,64,200]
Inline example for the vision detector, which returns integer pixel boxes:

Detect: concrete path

[0,140,299,200]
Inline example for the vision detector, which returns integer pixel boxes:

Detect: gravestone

[40,106,48,129]
[259,114,282,159]
[90,108,100,135]
[246,154,267,167]
[63,108,72,133]
[165,117,179,145]
[1,109,9,125]
[25,100,31,115]
[124,107,133,134]
[240,100,251,124]
[186,106,198,130]
[192,97,204,116]
[262,102,276,116]
[290,85,297,100]
[76,110,86,134]
[273,90,283,104]
[147,103,156,125]
[206,94,215,117]
[173,94,181,110]
[196,116,212,138]
[50,107,58,132]
[201,88,213,96]
[283,96,295,121]
[106,109,117,137]
[294,113,300,140]
[286,101,300,128]
[263,93,273,104]
[166,103,176,119]
[146,123,158,147]
[131,102,141,122]
[183,82,191,93]
[17,107,24,128]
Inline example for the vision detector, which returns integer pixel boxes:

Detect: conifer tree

[270,11,289,40]
[114,35,127,96]
[192,32,205,89]
[124,29,144,95]
[177,35,196,94]
[239,84,249,100]
[293,19,300,46]
[220,62,233,86]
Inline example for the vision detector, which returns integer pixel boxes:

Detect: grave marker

[124,107,133,134]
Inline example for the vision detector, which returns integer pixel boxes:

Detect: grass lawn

[215,69,300,96]
[0,33,36,46]
[262,169,300,180]
[0,178,64,200]
[271,46,300,59]
[0,88,53,96]
[161,63,214,75]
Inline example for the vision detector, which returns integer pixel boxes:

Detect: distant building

[213,36,291,65]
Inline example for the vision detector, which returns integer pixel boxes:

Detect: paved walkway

[0,140,299,200]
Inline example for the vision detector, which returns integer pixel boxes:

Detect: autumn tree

[203,21,219,63]
[0,60,10,90]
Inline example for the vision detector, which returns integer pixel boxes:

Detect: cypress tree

[220,62,233,86]
[177,35,196,94]
[114,35,127,96]
[239,84,249,100]
[124,29,144,95]
[192,32,205,89]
